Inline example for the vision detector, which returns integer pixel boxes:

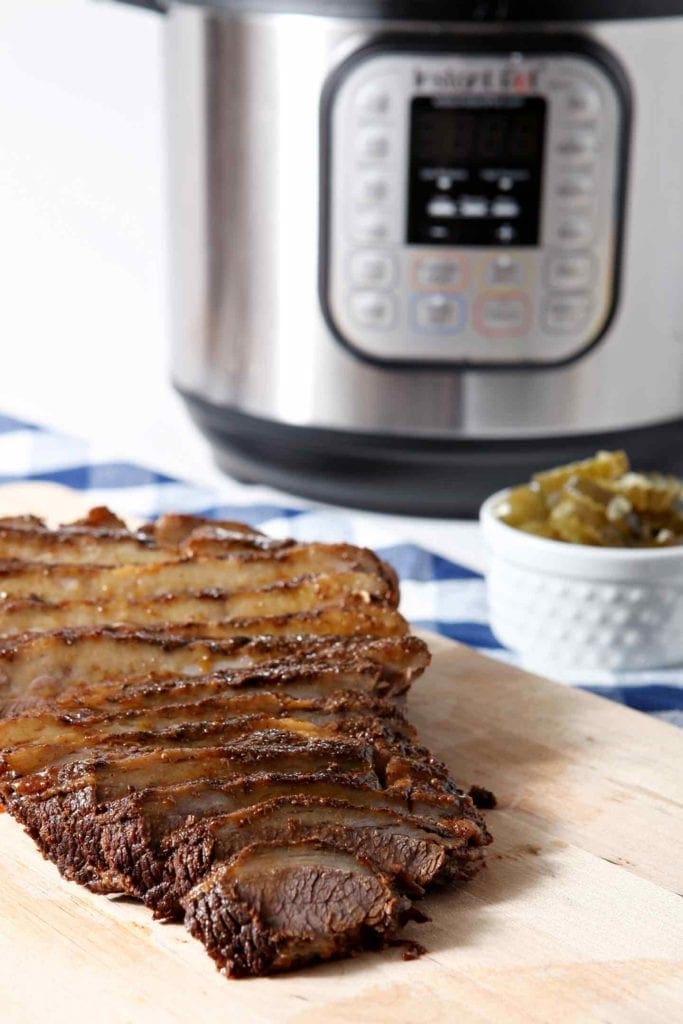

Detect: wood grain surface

[0,484,681,1023]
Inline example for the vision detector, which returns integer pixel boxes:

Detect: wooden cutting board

[0,484,681,1023]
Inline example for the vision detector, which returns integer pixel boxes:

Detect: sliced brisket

[0,507,492,978]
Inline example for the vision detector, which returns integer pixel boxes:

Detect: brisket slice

[3,727,458,806]
[0,523,173,567]
[182,841,414,978]
[3,729,486,895]
[3,662,400,721]
[2,738,379,802]
[0,571,392,637]
[0,543,398,607]
[1,742,381,889]
[151,796,485,918]
[0,707,418,778]
[0,632,426,703]
[0,688,417,750]
[0,510,285,566]
[6,764,488,900]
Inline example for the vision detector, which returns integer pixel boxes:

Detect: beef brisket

[0,507,492,978]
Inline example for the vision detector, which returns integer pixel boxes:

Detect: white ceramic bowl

[480,488,683,675]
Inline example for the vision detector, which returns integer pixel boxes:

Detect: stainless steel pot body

[167,8,683,440]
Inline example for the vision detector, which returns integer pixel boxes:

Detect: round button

[354,173,389,206]
[355,80,392,120]
[413,294,465,332]
[545,252,596,292]
[356,127,390,162]
[349,290,396,330]
[352,211,392,244]
[414,255,467,291]
[542,293,592,334]
[564,81,601,122]
[553,216,593,247]
[482,254,528,289]
[555,130,597,166]
[350,250,396,288]
[474,292,531,339]
[556,172,594,200]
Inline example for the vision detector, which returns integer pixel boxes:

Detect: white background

[0,0,481,563]
[0,1,195,473]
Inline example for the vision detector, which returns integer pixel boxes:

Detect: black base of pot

[180,389,683,518]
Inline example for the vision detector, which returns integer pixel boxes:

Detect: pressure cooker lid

[125,0,683,20]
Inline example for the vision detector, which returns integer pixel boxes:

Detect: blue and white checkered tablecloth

[1,410,681,726]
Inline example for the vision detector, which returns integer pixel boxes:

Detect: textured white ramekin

[480,489,683,674]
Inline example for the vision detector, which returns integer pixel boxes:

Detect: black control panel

[407,96,546,247]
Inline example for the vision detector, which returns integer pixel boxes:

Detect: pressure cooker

[115,1,683,515]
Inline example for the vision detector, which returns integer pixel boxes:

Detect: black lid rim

[120,0,683,21]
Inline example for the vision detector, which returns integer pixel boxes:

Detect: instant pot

[118,1,683,514]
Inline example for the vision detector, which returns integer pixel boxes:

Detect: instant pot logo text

[413,67,539,93]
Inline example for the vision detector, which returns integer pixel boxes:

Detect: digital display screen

[407,96,546,247]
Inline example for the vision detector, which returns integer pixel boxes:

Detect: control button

[349,290,396,330]
[460,197,488,218]
[350,250,396,288]
[555,130,597,166]
[356,127,390,161]
[414,255,466,291]
[542,293,592,334]
[556,172,594,200]
[352,211,391,244]
[414,294,465,332]
[545,252,596,292]
[475,291,531,338]
[354,80,392,120]
[482,255,527,289]
[491,197,520,219]
[562,81,602,123]
[354,173,389,206]
[427,196,458,219]
[554,215,593,247]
